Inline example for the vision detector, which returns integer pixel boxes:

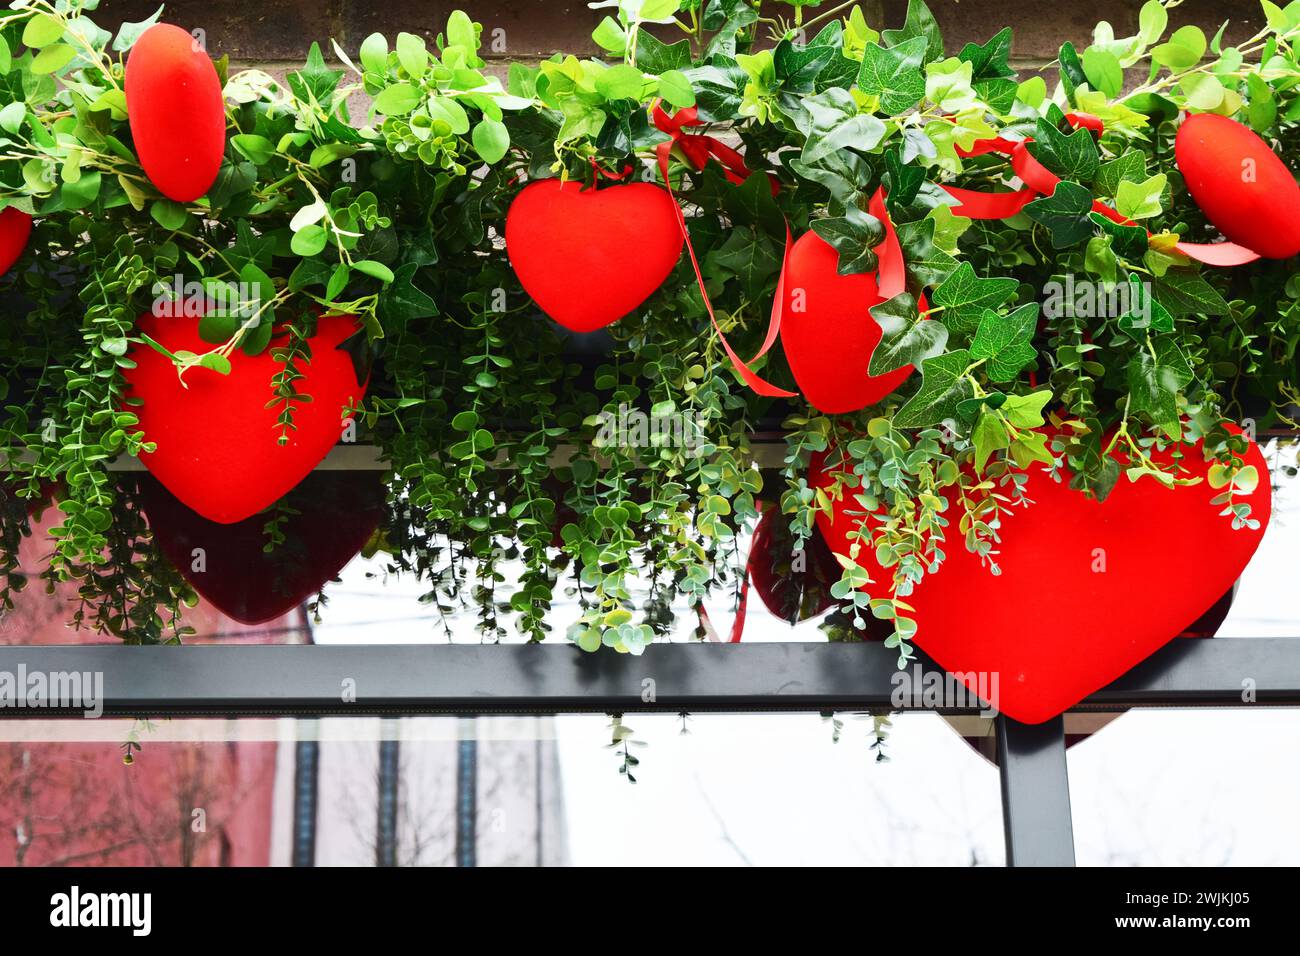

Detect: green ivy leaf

[896,349,974,427]
[1115,173,1167,220]
[1127,337,1193,427]
[958,27,1015,79]
[882,0,945,64]
[1154,271,1231,316]
[868,292,950,376]
[931,261,1018,334]
[894,217,959,288]
[1089,212,1149,260]
[1117,274,1174,334]
[796,88,886,165]
[809,204,883,276]
[883,148,924,210]
[970,303,1039,381]
[1027,117,1099,184]
[635,32,692,72]
[1001,389,1052,428]
[379,262,439,323]
[1024,181,1095,249]
[972,407,1009,473]
[857,37,927,114]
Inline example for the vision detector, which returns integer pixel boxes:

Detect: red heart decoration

[123,312,367,524]
[0,207,32,275]
[1176,113,1300,260]
[125,23,226,203]
[505,179,684,332]
[779,230,920,413]
[748,506,839,622]
[138,471,384,625]
[810,433,1271,723]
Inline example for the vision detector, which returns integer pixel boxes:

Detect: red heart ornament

[123,312,367,524]
[1176,113,1300,260]
[779,189,921,414]
[125,23,226,203]
[748,506,840,623]
[810,434,1271,723]
[779,231,921,413]
[0,207,32,275]
[138,471,384,625]
[504,179,684,332]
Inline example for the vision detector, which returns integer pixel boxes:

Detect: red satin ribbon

[945,113,1260,266]
[868,187,907,299]
[653,103,797,397]
[696,569,750,642]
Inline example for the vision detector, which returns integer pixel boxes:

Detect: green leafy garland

[0,0,1296,652]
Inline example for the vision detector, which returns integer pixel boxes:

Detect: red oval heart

[1176,113,1300,259]
[505,179,684,332]
[0,207,32,275]
[123,312,367,524]
[779,230,920,414]
[125,23,226,203]
[810,433,1271,723]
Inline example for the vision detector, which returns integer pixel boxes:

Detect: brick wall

[97,0,1258,73]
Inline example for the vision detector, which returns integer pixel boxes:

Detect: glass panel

[1068,708,1300,865]
[0,712,1005,866]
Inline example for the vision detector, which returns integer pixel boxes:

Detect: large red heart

[123,312,366,524]
[1176,113,1300,260]
[504,178,684,332]
[138,471,384,625]
[125,23,226,203]
[0,207,32,275]
[810,433,1271,723]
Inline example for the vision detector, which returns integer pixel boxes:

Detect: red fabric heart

[138,471,383,625]
[810,434,1271,723]
[125,23,226,203]
[505,178,684,332]
[123,312,367,524]
[0,207,32,275]
[779,189,919,413]
[748,506,839,623]
[778,231,923,414]
[1176,113,1300,260]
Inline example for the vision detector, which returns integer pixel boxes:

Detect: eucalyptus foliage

[0,0,1296,654]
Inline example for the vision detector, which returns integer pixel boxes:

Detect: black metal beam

[997,715,1075,867]
[0,637,1293,717]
